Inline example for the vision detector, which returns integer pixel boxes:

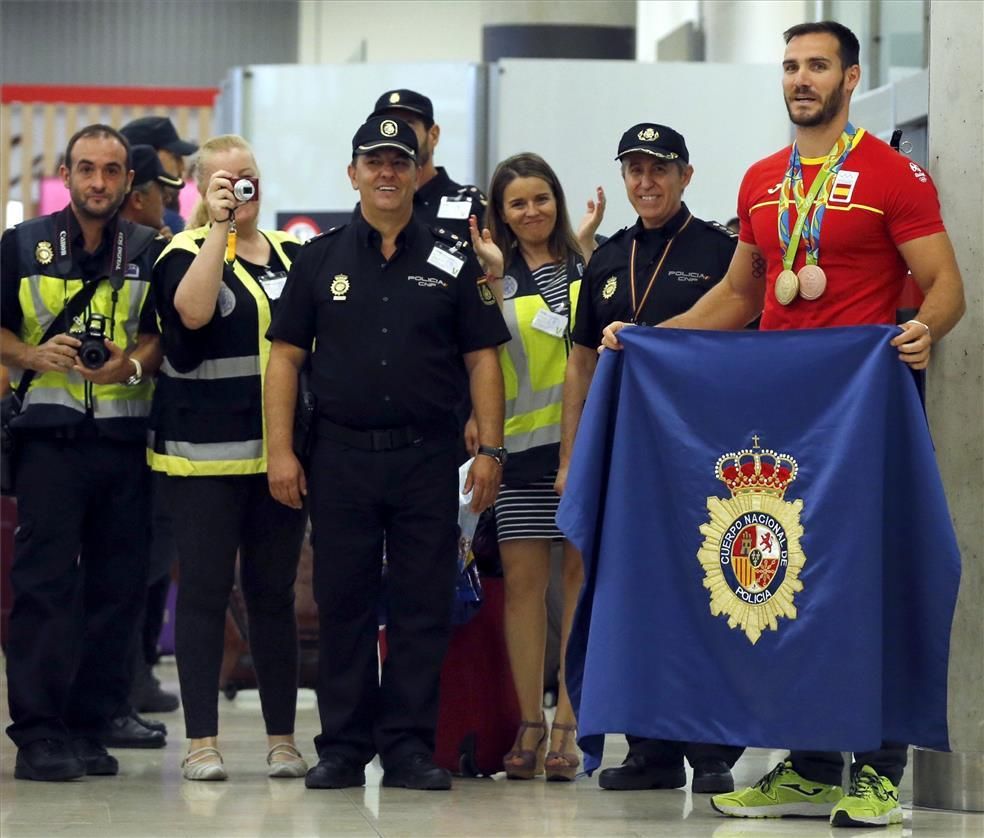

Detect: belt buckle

[369,429,393,451]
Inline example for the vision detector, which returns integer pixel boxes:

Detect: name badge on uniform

[437,196,472,220]
[260,270,288,300]
[531,308,568,338]
[427,244,465,277]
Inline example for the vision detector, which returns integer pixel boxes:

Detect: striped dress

[495,260,569,542]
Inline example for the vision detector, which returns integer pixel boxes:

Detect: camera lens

[78,338,110,370]
[233,179,255,202]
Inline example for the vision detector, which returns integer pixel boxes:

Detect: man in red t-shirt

[600,21,965,830]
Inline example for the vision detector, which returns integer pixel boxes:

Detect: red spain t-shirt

[737,130,945,330]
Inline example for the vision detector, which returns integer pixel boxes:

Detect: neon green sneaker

[710,760,843,818]
[830,764,903,828]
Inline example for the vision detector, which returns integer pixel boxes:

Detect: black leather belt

[317,417,437,451]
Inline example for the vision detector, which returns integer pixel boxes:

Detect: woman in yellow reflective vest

[469,153,604,781]
[149,135,307,781]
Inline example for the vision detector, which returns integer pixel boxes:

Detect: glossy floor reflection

[1,660,980,837]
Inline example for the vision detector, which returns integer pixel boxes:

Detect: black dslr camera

[76,313,111,370]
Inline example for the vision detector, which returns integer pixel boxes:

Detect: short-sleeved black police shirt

[414,167,487,241]
[571,203,737,349]
[267,211,510,431]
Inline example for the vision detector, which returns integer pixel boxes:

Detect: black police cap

[370,89,435,124]
[352,117,419,159]
[615,123,689,163]
[130,144,184,189]
[121,116,198,156]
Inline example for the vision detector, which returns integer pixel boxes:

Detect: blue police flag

[558,326,960,773]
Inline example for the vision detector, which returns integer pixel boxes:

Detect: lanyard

[54,209,127,328]
[778,123,856,270]
[628,214,693,322]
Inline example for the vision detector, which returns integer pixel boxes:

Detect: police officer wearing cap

[120,144,183,235]
[264,116,509,791]
[120,116,198,234]
[558,122,744,794]
[370,89,486,240]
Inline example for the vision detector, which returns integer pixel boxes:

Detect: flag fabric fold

[558,325,959,773]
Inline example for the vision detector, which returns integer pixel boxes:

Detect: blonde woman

[149,135,307,780]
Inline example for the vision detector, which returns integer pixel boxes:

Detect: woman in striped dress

[469,153,604,781]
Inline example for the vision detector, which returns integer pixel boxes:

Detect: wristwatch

[477,445,508,467]
[125,357,143,386]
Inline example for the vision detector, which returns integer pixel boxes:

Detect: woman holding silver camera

[149,135,307,781]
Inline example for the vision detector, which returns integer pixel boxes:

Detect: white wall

[490,59,789,231]
[297,0,483,63]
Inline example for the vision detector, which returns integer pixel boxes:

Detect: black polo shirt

[414,167,487,241]
[267,211,509,431]
[571,203,737,349]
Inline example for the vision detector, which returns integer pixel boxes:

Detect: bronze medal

[774,270,799,306]
[797,264,827,300]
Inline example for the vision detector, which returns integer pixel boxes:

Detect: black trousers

[309,436,459,768]
[790,743,908,786]
[5,436,149,746]
[163,474,306,739]
[627,735,744,769]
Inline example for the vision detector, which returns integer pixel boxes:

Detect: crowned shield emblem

[331,274,350,300]
[697,437,807,643]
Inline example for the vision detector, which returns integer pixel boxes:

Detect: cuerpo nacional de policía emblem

[697,437,807,644]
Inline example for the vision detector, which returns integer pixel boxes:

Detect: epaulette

[431,226,471,251]
[705,219,739,239]
[456,184,488,204]
[593,225,631,252]
[302,225,345,246]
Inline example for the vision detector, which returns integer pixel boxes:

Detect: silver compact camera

[232,177,259,203]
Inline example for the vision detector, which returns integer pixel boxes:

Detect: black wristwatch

[477,445,508,467]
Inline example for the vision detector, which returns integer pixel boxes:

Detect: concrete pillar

[481,1,636,61]
[701,1,812,64]
[915,0,984,814]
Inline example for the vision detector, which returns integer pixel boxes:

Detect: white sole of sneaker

[830,806,903,827]
[711,800,836,818]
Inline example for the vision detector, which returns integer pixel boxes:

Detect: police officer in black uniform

[264,116,509,791]
[369,89,486,241]
[558,122,745,794]
[0,125,166,781]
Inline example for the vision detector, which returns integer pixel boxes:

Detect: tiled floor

[1,660,980,837]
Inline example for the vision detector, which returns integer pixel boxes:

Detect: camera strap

[12,271,103,407]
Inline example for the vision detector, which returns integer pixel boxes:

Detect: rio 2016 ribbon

[775,122,858,304]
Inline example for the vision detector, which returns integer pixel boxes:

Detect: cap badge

[331,274,350,301]
[638,127,659,142]
[380,119,399,138]
[389,92,401,104]
[35,240,54,266]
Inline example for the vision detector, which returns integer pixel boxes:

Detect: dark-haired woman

[469,153,604,781]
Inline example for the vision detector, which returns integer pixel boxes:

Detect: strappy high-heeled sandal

[545,722,579,782]
[503,718,547,780]
[266,742,308,778]
[182,746,227,781]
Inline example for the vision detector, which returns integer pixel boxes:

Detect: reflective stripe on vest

[148,226,294,476]
[13,271,154,421]
[498,279,581,455]
[159,355,260,380]
[146,431,265,477]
